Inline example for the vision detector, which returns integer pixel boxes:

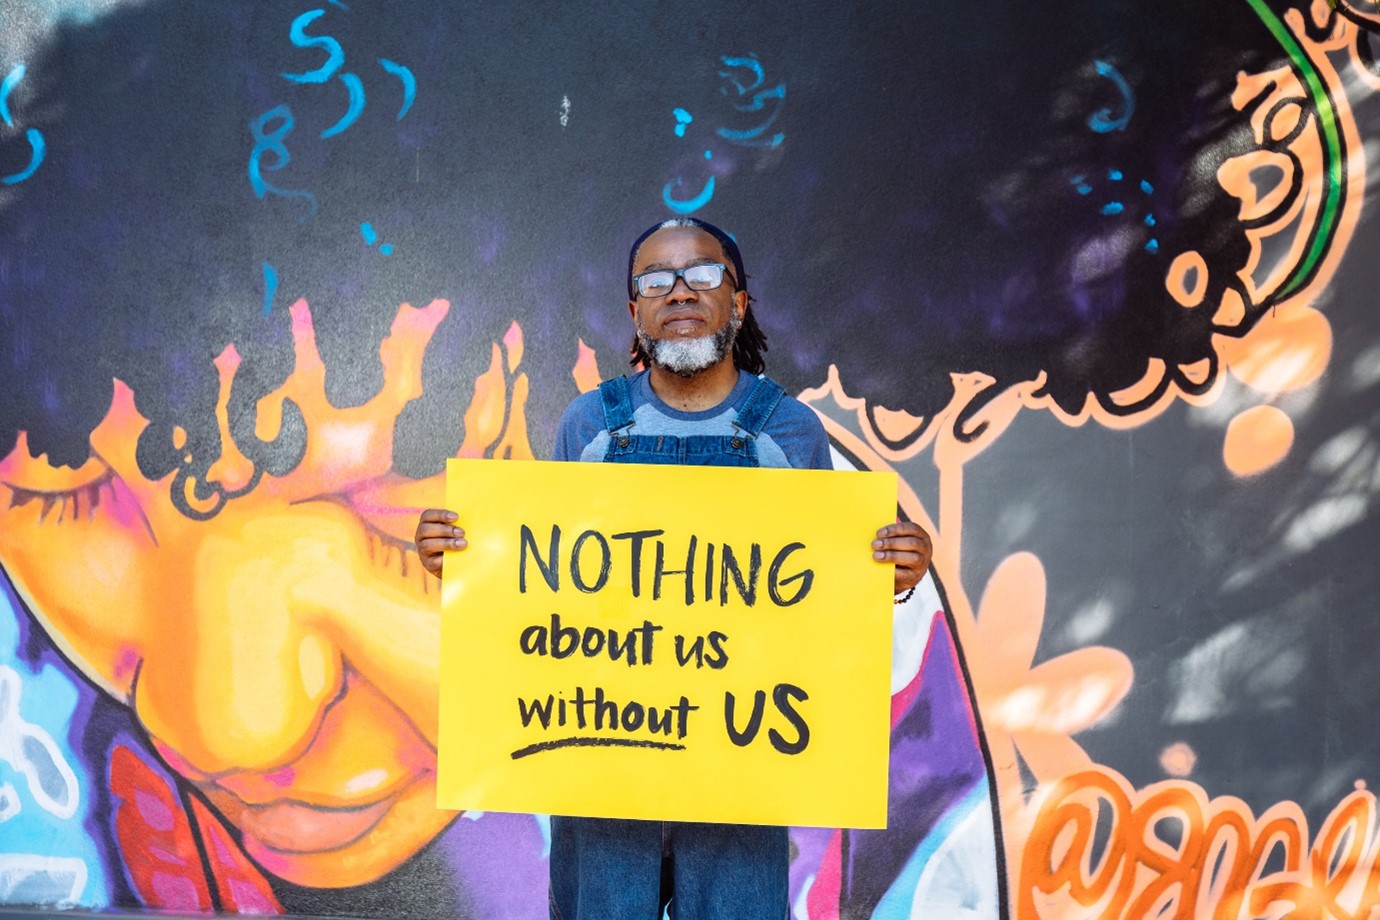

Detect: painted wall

[1,1,1377,916]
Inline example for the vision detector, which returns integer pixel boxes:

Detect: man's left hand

[873,521,932,597]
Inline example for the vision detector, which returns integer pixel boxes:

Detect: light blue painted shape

[673,107,693,137]
[361,222,392,255]
[0,571,109,906]
[704,149,712,160]
[261,261,278,315]
[870,783,993,920]
[247,105,318,215]
[716,83,785,148]
[718,55,765,94]
[1102,201,1125,215]
[662,175,715,214]
[792,873,815,919]
[730,81,785,114]
[534,814,551,857]
[378,58,415,119]
[1087,59,1134,133]
[320,71,365,138]
[1,64,46,185]
[1140,179,1154,194]
[1,63,26,127]
[1144,213,1156,227]
[281,9,345,84]
[1145,238,1160,252]
[2,128,44,185]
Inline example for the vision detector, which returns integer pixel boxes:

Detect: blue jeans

[548,817,788,920]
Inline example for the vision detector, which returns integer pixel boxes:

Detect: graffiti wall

[1,0,1378,916]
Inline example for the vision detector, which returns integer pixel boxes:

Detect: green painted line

[1243,0,1345,300]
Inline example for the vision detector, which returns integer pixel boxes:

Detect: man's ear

[628,298,638,322]
[734,289,748,322]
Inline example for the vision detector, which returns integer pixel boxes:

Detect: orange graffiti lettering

[1022,767,1380,919]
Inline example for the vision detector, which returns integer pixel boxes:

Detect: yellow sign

[437,458,896,828]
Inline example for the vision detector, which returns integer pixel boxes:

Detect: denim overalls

[547,374,791,920]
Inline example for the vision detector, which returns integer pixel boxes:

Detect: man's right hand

[415,508,467,579]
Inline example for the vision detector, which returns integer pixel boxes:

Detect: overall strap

[598,376,636,437]
[732,375,786,440]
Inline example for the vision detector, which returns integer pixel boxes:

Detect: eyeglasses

[631,262,736,298]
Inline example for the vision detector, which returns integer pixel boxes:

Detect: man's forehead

[632,226,727,272]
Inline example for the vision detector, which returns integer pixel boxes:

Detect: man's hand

[416,508,467,580]
[872,520,932,597]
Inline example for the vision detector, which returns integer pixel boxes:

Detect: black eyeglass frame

[631,262,738,298]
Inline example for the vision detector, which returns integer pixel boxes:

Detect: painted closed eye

[5,469,116,524]
[0,435,121,526]
[300,473,443,589]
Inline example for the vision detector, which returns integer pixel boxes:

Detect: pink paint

[890,657,925,730]
[112,645,141,686]
[102,476,155,539]
[150,740,202,780]
[806,830,843,920]
[208,824,237,864]
[226,877,281,914]
[289,298,315,337]
[262,765,297,788]
[134,788,176,832]
[148,844,189,866]
[148,870,206,910]
[212,343,241,376]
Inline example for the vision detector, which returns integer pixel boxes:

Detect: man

[416,216,931,919]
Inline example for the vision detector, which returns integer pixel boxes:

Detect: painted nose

[132,508,346,776]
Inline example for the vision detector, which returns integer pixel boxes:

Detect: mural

[1,0,1378,916]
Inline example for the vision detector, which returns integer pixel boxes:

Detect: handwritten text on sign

[437,459,895,828]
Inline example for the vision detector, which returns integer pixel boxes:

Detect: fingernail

[446,511,458,521]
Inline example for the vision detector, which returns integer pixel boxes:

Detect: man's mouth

[662,313,706,336]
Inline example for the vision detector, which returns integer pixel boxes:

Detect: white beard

[638,312,741,378]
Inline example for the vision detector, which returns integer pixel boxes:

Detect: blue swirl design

[378,58,416,120]
[1,65,46,185]
[662,175,715,214]
[1087,59,1134,133]
[281,9,345,84]
[247,105,318,215]
[321,72,366,138]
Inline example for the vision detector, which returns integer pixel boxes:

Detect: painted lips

[235,794,397,854]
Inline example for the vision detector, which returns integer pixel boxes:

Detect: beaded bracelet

[894,586,916,604]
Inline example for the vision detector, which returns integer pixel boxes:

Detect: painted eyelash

[359,518,434,594]
[5,469,116,525]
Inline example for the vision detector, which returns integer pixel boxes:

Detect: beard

[637,312,742,378]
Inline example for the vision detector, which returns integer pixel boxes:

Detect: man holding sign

[416,217,930,920]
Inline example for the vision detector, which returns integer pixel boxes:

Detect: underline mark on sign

[511,737,687,760]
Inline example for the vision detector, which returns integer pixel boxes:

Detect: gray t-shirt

[552,369,832,469]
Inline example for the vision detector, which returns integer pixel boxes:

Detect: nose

[665,275,699,302]
[131,507,349,776]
